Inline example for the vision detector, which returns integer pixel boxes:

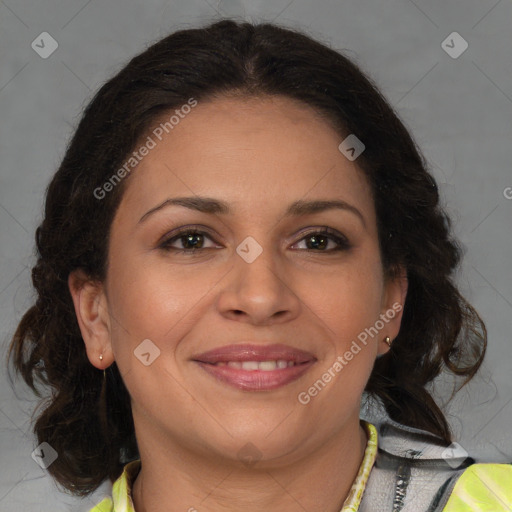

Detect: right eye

[159,228,219,254]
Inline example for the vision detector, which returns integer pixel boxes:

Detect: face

[71,95,406,466]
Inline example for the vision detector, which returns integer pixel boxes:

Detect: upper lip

[192,343,316,364]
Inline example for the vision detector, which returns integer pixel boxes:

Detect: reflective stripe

[88,497,113,511]
[341,421,378,511]
[442,464,512,511]
[88,460,140,512]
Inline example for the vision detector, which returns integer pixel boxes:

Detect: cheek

[306,255,384,338]
[107,271,198,341]
[105,268,204,410]
[105,255,232,375]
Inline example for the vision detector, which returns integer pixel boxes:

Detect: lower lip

[195,361,316,391]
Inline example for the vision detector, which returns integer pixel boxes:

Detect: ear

[377,266,408,356]
[68,269,114,370]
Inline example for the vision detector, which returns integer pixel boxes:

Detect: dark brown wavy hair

[6,18,486,496]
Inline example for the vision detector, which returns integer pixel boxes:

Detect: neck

[131,417,368,512]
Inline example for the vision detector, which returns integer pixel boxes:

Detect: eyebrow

[138,196,366,228]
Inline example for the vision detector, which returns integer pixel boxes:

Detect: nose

[215,238,301,326]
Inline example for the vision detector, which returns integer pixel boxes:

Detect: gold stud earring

[384,336,391,347]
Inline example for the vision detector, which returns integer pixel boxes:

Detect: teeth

[215,360,295,370]
[257,361,277,371]
[242,361,261,370]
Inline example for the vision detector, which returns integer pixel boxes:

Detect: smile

[192,343,316,391]
[213,360,295,369]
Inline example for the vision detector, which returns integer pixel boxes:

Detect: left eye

[292,229,350,252]
[159,227,350,254]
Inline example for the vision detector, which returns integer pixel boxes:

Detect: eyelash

[158,225,351,255]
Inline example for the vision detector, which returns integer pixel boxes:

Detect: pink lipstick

[192,343,316,391]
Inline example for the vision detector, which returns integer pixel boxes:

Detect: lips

[192,343,316,391]
[192,343,315,364]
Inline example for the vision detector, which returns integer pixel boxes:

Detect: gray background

[0,0,511,510]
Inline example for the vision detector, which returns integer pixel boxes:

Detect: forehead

[116,95,375,224]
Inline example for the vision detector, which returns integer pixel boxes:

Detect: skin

[69,95,407,512]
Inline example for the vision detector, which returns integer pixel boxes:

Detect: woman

[7,19,511,512]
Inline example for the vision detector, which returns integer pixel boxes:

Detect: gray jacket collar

[359,417,473,511]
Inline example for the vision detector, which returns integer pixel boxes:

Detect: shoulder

[87,497,114,511]
[360,419,511,512]
[443,463,512,511]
